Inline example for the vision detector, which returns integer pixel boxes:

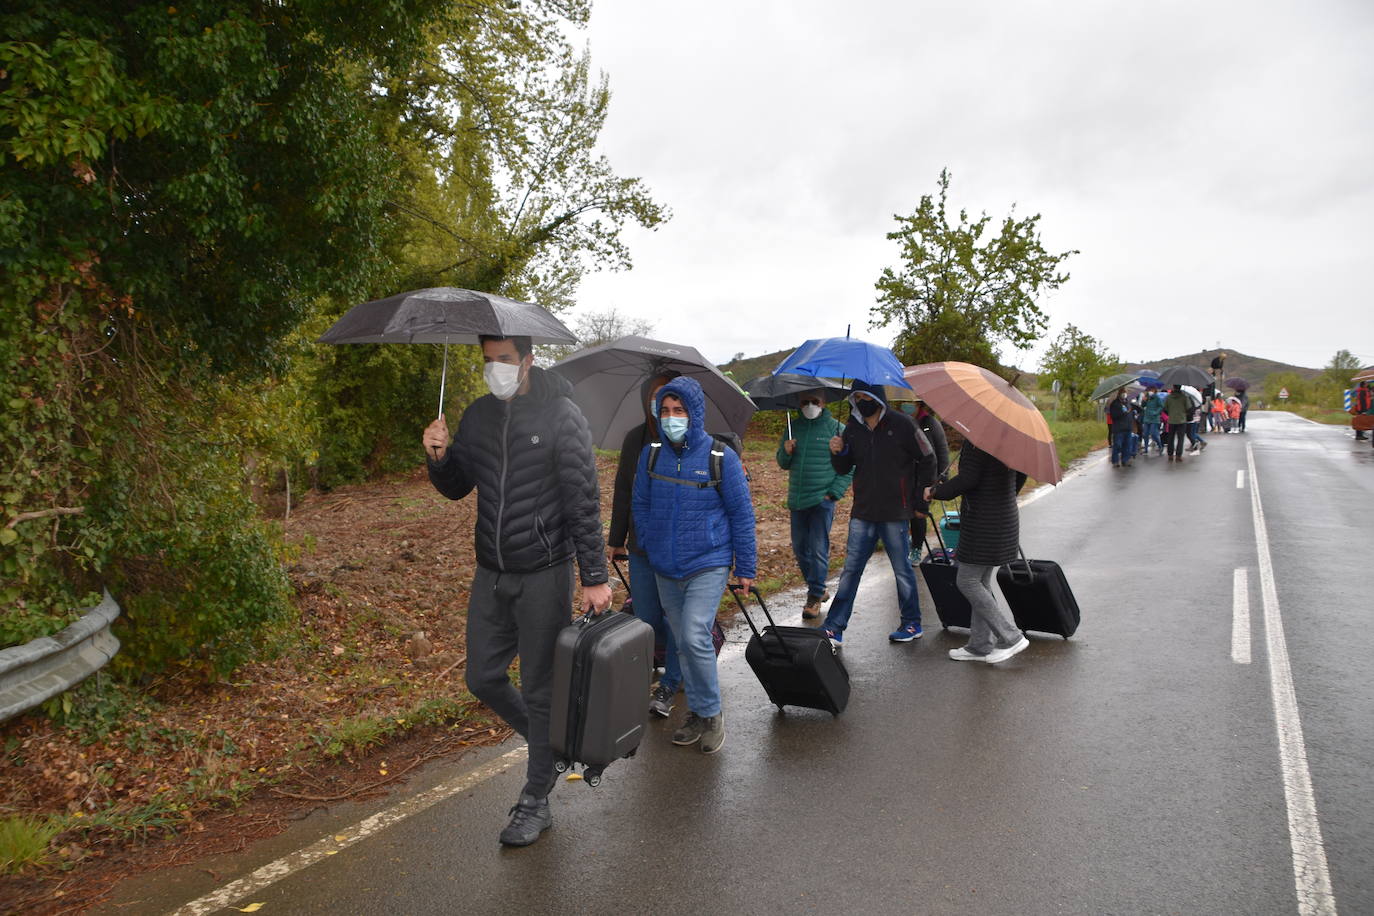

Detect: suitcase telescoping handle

[727,584,795,663]
[727,583,778,638]
[1005,545,1034,585]
[610,552,631,600]
[925,499,954,564]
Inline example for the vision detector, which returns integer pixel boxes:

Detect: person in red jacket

[1352,381,1373,441]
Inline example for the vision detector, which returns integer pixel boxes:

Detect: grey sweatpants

[954,562,1023,655]
[465,561,574,798]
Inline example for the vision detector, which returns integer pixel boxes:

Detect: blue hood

[654,376,709,447]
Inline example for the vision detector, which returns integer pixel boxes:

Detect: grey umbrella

[550,336,756,448]
[1156,364,1213,388]
[1089,372,1145,401]
[317,287,576,417]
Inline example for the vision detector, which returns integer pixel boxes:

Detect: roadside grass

[1044,416,1107,469]
[1277,405,1354,425]
[310,695,475,760]
[0,816,61,875]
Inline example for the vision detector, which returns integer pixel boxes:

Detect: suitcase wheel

[553,758,569,774]
[775,704,785,714]
[584,767,603,788]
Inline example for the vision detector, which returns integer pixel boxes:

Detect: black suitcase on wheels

[996,550,1081,639]
[918,507,972,629]
[549,610,654,786]
[732,586,850,715]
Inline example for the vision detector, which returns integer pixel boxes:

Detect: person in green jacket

[1162,384,1193,461]
[776,392,854,618]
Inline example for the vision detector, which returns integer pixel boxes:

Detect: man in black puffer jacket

[422,334,611,848]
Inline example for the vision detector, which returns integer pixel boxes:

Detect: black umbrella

[743,374,849,411]
[744,373,848,439]
[1156,365,1213,388]
[550,336,756,449]
[1225,377,1250,392]
[317,287,576,417]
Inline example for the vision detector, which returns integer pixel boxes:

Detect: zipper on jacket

[494,402,510,571]
[671,450,683,572]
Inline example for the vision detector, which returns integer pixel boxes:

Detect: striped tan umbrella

[903,361,1062,485]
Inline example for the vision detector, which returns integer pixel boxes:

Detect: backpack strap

[645,439,725,489]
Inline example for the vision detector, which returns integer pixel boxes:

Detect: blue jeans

[1142,421,1161,453]
[790,499,836,599]
[630,552,680,692]
[821,518,922,634]
[656,567,729,718]
[1111,430,1132,465]
[1187,421,1206,447]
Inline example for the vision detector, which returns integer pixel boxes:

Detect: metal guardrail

[0,590,121,724]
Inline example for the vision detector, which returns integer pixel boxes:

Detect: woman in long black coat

[926,441,1030,663]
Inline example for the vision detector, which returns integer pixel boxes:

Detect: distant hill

[718,348,794,385]
[1123,348,1318,390]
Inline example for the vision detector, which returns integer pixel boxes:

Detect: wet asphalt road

[104,411,1373,916]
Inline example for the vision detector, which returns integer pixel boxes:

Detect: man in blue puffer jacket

[633,376,756,755]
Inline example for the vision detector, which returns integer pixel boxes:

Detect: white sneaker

[985,635,1030,664]
[948,646,989,662]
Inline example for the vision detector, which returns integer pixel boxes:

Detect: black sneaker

[649,683,674,718]
[499,793,552,847]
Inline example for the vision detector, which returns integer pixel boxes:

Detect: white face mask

[800,403,823,420]
[484,361,523,400]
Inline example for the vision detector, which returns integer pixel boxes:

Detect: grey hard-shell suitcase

[549,609,654,786]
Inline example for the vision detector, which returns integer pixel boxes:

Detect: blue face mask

[661,416,689,443]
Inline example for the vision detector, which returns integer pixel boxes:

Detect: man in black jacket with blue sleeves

[818,379,937,647]
[422,334,611,847]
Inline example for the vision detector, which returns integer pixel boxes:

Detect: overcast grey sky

[566,0,1373,372]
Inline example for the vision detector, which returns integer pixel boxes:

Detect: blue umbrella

[772,337,911,389]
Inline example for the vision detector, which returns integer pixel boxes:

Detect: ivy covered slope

[0,1,444,668]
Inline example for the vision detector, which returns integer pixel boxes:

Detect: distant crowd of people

[1106,383,1248,466]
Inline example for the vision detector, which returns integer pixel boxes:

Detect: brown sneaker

[802,596,822,619]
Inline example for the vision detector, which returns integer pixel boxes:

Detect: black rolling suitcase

[919,506,971,630]
[731,585,849,716]
[549,610,654,786]
[996,548,1081,639]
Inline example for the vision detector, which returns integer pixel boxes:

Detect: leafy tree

[1262,371,1308,407]
[308,10,667,483]
[1324,349,1363,381]
[0,0,486,669]
[1038,325,1121,419]
[872,169,1077,368]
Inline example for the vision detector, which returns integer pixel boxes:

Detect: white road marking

[167,747,528,916]
[1231,568,1251,664]
[1237,469,1246,489]
[1246,443,1338,916]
